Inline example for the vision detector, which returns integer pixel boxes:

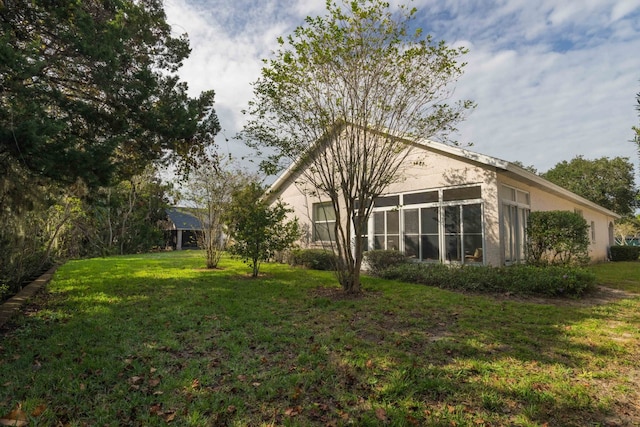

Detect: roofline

[265,127,620,219]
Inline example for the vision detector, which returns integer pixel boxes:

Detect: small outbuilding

[165,208,202,250]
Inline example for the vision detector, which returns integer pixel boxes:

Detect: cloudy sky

[164,0,640,177]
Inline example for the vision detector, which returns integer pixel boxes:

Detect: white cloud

[165,0,640,177]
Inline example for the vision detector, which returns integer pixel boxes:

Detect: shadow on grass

[1,251,637,426]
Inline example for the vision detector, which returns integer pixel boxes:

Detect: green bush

[364,250,409,277]
[381,263,596,297]
[289,249,336,270]
[610,246,640,261]
[526,211,590,266]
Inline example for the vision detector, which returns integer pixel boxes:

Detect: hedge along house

[265,130,619,266]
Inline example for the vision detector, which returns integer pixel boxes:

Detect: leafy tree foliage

[634,90,640,166]
[184,159,255,269]
[226,183,300,277]
[526,211,590,266]
[0,0,219,192]
[541,156,638,216]
[242,0,473,293]
[614,214,640,245]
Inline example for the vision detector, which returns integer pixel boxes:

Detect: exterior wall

[269,140,618,266]
[497,173,616,263]
[269,145,505,266]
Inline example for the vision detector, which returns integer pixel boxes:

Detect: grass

[0,252,639,426]
[587,261,640,293]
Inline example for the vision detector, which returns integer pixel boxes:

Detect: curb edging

[0,266,58,329]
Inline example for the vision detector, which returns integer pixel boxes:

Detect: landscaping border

[0,266,58,328]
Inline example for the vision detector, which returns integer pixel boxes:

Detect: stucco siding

[497,174,616,262]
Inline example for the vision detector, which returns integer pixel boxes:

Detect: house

[265,131,619,266]
[165,208,202,250]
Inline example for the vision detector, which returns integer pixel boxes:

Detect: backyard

[1,251,639,426]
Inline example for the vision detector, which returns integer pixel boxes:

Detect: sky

[163,0,640,178]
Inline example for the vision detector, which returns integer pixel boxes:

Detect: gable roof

[166,208,203,230]
[267,129,620,219]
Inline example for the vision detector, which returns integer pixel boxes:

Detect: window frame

[370,185,485,265]
[312,202,336,243]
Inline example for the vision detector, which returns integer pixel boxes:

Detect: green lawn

[1,252,639,426]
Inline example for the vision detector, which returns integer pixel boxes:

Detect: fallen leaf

[237,375,247,382]
[79,383,86,391]
[31,404,47,417]
[227,405,236,414]
[406,415,419,426]
[148,378,161,387]
[375,407,387,421]
[150,367,157,374]
[284,406,302,417]
[129,376,144,385]
[190,378,200,389]
[0,405,28,427]
[365,359,374,369]
[163,411,176,422]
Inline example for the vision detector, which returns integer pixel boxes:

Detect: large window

[313,202,336,242]
[370,186,484,264]
[501,185,530,264]
[373,210,399,250]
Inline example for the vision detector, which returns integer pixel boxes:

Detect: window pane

[314,223,335,241]
[404,209,419,234]
[387,211,399,234]
[374,211,385,234]
[462,204,482,234]
[516,190,530,205]
[421,207,438,234]
[443,186,481,201]
[445,235,461,261]
[374,236,384,250]
[501,186,516,202]
[421,235,439,260]
[444,206,460,234]
[463,235,483,263]
[404,191,438,205]
[374,195,400,207]
[387,236,400,251]
[315,203,335,221]
[404,235,419,259]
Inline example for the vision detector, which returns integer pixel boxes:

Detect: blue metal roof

[166,208,202,230]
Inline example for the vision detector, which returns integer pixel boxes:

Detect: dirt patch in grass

[308,286,376,300]
[489,285,637,307]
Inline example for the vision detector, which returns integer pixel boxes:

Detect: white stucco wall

[268,138,618,265]
[497,173,616,263]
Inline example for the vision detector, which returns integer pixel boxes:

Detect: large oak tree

[242,0,473,293]
[0,0,220,195]
[542,156,638,216]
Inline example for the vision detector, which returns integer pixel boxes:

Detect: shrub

[381,263,596,297]
[364,250,409,277]
[610,245,640,261]
[526,211,590,266]
[289,249,336,270]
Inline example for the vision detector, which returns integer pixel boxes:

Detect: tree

[542,156,638,216]
[242,0,473,293]
[633,90,640,164]
[226,183,300,277]
[0,0,220,194]
[184,159,254,269]
[614,215,640,245]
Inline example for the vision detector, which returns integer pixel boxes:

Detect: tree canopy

[0,0,220,192]
[242,0,473,293]
[541,156,638,216]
